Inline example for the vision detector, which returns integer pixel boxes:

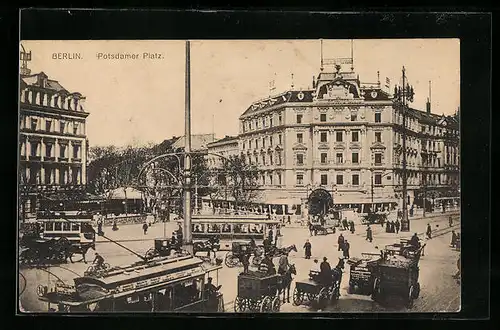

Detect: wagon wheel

[413,282,421,299]
[316,287,330,310]
[271,296,281,312]
[406,286,415,309]
[259,296,272,313]
[292,287,303,306]
[224,252,238,268]
[371,278,381,301]
[234,296,247,312]
[103,263,111,271]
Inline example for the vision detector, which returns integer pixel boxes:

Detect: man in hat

[241,251,251,274]
[426,223,432,239]
[319,257,332,286]
[278,252,289,276]
[337,233,345,251]
[259,253,276,275]
[303,239,312,259]
[450,230,458,248]
[395,219,401,234]
[342,240,350,259]
[366,225,373,243]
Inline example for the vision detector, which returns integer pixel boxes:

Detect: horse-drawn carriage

[19,236,74,265]
[292,267,341,310]
[19,212,96,266]
[347,252,381,295]
[144,238,179,260]
[224,242,256,268]
[371,255,421,308]
[234,271,282,312]
[310,216,336,236]
[384,239,425,260]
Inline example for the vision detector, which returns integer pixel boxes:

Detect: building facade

[206,135,240,168]
[19,70,89,218]
[237,65,459,214]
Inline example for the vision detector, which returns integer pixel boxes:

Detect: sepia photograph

[18,38,461,314]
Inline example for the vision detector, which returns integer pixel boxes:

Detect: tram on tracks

[37,253,225,312]
[177,217,279,251]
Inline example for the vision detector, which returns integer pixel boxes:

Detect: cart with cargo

[233,271,282,312]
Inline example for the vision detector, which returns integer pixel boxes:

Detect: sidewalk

[283,209,460,229]
[95,222,177,243]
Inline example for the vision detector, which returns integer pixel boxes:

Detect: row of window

[295,173,385,186]
[20,116,84,135]
[242,134,282,150]
[242,111,383,133]
[296,153,383,165]
[21,141,81,159]
[242,152,283,166]
[243,114,283,132]
[296,113,382,124]
[20,167,82,185]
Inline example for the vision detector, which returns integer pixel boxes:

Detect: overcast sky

[21,39,460,147]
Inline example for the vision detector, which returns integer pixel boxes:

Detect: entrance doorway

[307,189,334,216]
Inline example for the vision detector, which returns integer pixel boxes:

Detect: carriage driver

[258,254,277,275]
[278,252,289,275]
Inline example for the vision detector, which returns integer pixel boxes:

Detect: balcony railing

[44,156,56,162]
[30,155,41,161]
[59,157,69,162]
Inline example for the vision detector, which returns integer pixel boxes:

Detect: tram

[37,253,224,312]
[36,211,96,248]
[178,217,279,251]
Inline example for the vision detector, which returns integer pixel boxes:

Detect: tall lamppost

[183,40,193,254]
[394,66,415,232]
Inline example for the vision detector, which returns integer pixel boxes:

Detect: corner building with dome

[236,65,459,216]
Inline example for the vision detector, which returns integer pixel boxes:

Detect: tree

[218,155,261,207]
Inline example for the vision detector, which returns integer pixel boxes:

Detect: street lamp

[122,201,128,218]
[394,66,415,232]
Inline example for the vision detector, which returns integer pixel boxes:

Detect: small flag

[385,77,391,88]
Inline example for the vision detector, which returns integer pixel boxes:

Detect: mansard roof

[20,72,71,94]
[240,90,314,118]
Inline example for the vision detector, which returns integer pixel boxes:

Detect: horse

[274,244,298,257]
[64,243,95,263]
[278,264,296,303]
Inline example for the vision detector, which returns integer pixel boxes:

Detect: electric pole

[394,66,414,232]
[183,40,193,254]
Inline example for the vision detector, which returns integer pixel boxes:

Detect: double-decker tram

[37,252,224,312]
[37,211,96,249]
[178,216,280,251]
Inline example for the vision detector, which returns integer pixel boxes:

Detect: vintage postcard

[18,39,461,313]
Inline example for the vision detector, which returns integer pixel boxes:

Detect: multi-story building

[19,65,89,219]
[237,64,459,214]
[206,135,239,168]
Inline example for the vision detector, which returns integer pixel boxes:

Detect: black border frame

[7,9,491,322]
